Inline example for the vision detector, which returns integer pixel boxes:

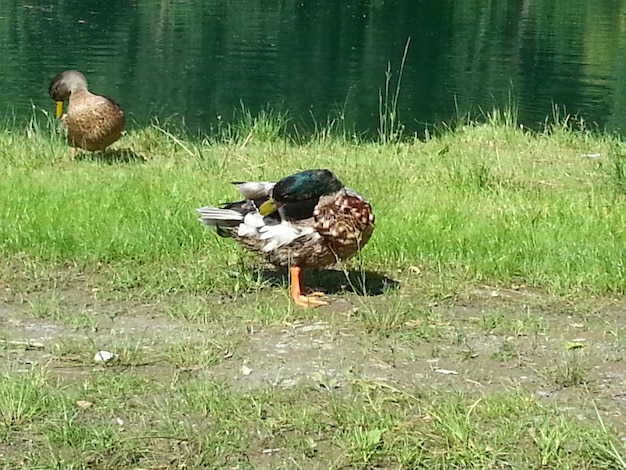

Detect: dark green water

[1,0,626,136]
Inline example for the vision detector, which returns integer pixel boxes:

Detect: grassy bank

[1,112,625,296]
[0,111,625,468]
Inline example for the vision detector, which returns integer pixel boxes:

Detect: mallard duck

[49,70,125,152]
[197,169,375,307]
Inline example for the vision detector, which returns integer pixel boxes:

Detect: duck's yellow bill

[259,199,277,216]
[55,101,63,119]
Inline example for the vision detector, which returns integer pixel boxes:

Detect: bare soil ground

[2,272,625,434]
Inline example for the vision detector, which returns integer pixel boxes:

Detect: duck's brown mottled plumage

[49,70,125,152]
[197,169,375,307]
[221,189,374,269]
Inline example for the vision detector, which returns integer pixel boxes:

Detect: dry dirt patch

[1,283,625,432]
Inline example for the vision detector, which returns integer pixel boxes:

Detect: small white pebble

[94,350,115,363]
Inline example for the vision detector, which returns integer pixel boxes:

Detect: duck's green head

[259,169,343,216]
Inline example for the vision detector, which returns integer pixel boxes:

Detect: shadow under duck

[197,169,375,307]
[49,70,125,152]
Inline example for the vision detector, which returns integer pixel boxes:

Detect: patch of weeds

[358,296,443,340]
[601,323,626,361]
[476,391,535,420]
[479,307,547,339]
[48,339,95,365]
[162,339,227,369]
[220,103,290,144]
[546,350,590,388]
[110,342,151,367]
[592,401,626,469]
[0,367,623,469]
[491,339,521,363]
[28,291,65,320]
[253,298,294,325]
[27,292,98,331]
[529,415,579,468]
[294,435,319,459]
[378,38,410,143]
[430,343,443,358]
[42,415,119,461]
[479,311,506,333]
[147,417,228,468]
[451,327,468,346]
[510,307,547,338]
[448,326,478,360]
[456,343,478,361]
[165,295,224,324]
[330,385,399,468]
[420,390,626,468]
[310,371,341,392]
[175,380,259,453]
[428,392,479,448]
[347,426,388,467]
[79,371,154,400]
[0,368,56,437]
[448,161,502,192]
[64,307,99,331]
[606,151,626,195]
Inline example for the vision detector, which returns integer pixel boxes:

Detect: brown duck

[49,70,125,152]
[197,169,375,307]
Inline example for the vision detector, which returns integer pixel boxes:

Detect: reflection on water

[1,0,625,136]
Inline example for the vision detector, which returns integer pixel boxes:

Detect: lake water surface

[1,0,625,137]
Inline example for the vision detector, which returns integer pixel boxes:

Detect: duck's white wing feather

[259,222,314,252]
[237,212,265,237]
[197,203,315,253]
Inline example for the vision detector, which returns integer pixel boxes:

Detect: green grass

[0,370,623,469]
[0,108,625,468]
[1,109,625,297]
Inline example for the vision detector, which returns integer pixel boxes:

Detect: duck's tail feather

[196,206,244,229]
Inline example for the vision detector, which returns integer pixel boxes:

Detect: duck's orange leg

[290,266,328,308]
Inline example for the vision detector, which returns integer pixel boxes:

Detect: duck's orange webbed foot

[290,266,328,308]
